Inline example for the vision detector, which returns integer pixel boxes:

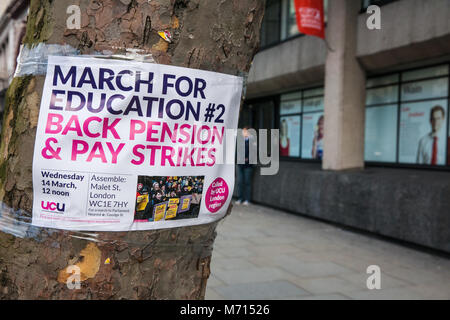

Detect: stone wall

[247,162,450,253]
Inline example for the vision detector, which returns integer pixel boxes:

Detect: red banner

[294,0,325,39]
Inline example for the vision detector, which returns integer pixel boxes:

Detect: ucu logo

[41,201,66,212]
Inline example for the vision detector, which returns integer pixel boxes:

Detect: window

[361,0,398,10]
[260,0,329,49]
[283,0,300,39]
[260,0,281,48]
[283,0,329,39]
[280,115,301,157]
[280,92,302,157]
[364,64,450,167]
[279,87,324,160]
[280,92,301,115]
[241,99,276,156]
[365,104,398,162]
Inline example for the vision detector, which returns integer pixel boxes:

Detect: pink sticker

[205,177,229,213]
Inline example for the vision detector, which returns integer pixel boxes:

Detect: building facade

[242,0,450,253]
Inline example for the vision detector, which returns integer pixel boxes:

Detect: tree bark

[0,0,263,299]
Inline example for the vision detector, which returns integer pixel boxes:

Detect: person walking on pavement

[236,126,255,206]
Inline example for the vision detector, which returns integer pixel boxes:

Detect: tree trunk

[0,0,263,299]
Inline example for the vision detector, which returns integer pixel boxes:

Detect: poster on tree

[32,56,242,231]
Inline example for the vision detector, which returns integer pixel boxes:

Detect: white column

[322,0,366,171]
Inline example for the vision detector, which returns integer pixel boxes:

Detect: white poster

[302,112,324,159]
[280,115,301,157]
[32,56,242,231]
[399,99,448,165]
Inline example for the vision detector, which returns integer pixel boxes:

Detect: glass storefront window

[303,97,324,113]
[365,105,398,162]
[280,100,302,115]
[281,92,302,101]
[366,74,399,88]
[402,65,449,82]
[303,87,324,98]
[302,112,324,159]
[365,63,450,167]
[401,78,448,101]
[366,85,399,105]
[262,0,329,47]
[260,0,281,47]
[280,92,302,115]
[285,0,300,39]
[280,115,301,157]
[399,99,448,165]
[279,87,324,159]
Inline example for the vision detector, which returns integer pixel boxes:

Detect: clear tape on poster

[14,43,156,78]
[4,43,241,240]
[0,200,229,247]
[13,42,247,81]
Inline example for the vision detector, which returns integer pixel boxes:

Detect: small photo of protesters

[134,175,204,222]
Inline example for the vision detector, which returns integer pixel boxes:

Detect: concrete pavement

[206,203,450,300]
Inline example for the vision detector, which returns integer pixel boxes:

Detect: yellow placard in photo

[165,204,178,219]
[153,203,167,221]
[181,197,190,210]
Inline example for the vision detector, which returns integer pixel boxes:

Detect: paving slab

[207,203,450,300]
[290,276,361,295]
[213,281,310,300]
[213,266,294,285]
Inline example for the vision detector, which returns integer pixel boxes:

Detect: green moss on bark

[22,0,53,46]
[0,75,32,185]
